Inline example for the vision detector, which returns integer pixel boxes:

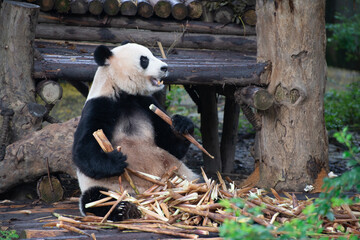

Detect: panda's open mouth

[150,77,164,87]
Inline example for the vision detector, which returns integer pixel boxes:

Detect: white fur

[87,43,167,101]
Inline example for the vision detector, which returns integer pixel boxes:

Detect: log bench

[33,39,269,176]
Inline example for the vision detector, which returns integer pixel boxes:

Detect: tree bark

[256,0,328,191]
[0,118,78,194]
[0,1,40,143]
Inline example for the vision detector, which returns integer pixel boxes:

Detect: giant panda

[72,43,198,221]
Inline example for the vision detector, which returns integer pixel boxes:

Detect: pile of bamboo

[45,167,360,239]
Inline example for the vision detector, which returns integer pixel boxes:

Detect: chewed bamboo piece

[149,104,214,159]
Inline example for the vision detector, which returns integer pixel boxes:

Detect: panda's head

[90,43,168,98]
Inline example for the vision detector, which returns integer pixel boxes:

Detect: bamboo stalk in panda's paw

[92,129,139,194]
[149,104,215,159]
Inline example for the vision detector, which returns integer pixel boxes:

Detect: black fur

[72,91,192,180]
[140,56,149,69]
[94,45,113,66]
[80,186,141,221]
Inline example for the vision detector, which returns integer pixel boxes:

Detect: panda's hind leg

[79,186,141,221]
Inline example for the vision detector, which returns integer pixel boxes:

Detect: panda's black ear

[94,45,113,66]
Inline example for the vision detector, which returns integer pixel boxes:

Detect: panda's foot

[80,186,141,221]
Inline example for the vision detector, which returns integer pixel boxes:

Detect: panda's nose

[160,66,168,73]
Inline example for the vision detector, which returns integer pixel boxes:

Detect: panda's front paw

[107,150,128,175]
[171,114,194,135]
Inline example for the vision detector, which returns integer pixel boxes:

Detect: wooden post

[198,86,221,176]
[0,1,41,143]
[256,0,328,191]
[220,95,240,173]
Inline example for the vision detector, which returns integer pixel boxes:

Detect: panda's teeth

[157,80,163,85]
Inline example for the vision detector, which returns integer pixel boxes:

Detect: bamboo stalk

[149,104,214,159]
[101,190,128,223]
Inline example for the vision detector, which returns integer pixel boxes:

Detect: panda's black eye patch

[140,56,149,69]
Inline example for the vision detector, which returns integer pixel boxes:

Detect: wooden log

[169,0,188,20]
[36,80,63,105]
[214,5,233,24]
[235,86,274,111]
[0,1,40,143]
[150,0,171,18]
[37,175,64,203]
[0,118,78,194]
[38,12,256,35]
[33,52,267,86]
[137,0,153,18]
[120,0,137,16]
[36,0,55,11]
[220,95,240,173]
[70,0,89,14]
[103,0,120,15]
[242,9,256,26]
[35,23,257,52]
[88,0,103,15]
[54,0,70,13]
[185,0,202,19]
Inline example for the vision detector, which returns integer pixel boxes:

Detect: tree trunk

[0,118,78,194]
[256,0,328,191]
[0,1,40,143]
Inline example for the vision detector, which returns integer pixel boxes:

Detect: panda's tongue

[151,78,163,86]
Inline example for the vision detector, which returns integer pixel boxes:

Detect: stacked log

[88,0,103,15]
[27,0,255,25]
[120,0,137,16]
[150,0,171,18]
[137,0,153,18]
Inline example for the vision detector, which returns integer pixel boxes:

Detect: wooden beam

[33,52,267,86]
[197,86,221,176]
[220,95,240,173]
